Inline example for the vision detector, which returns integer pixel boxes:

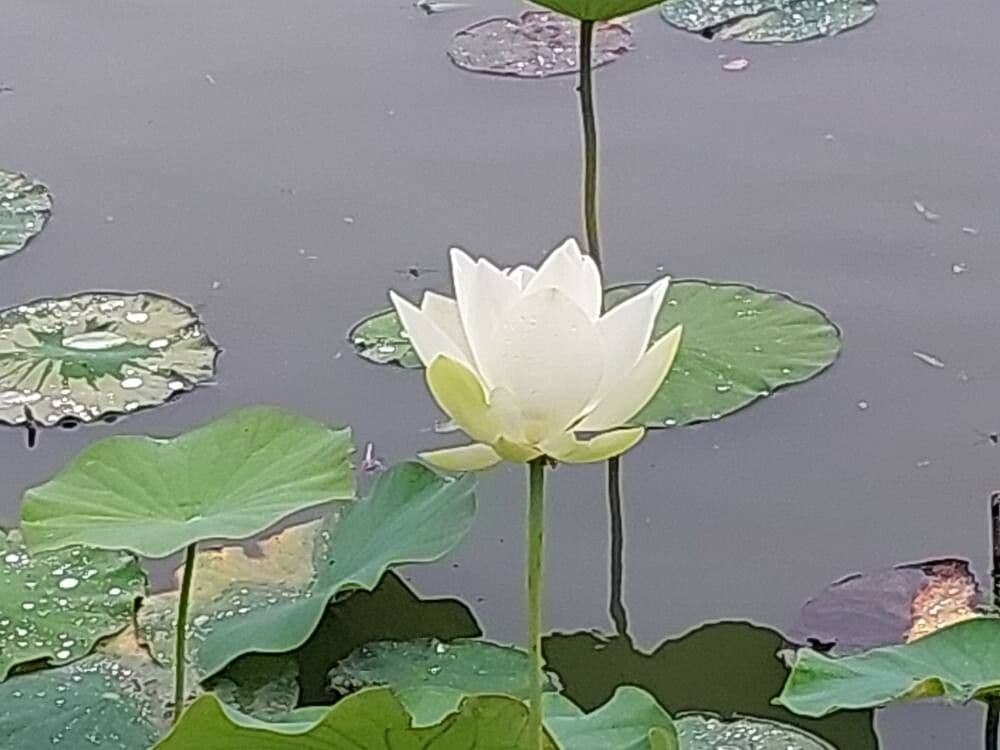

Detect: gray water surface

[3,1,999,746]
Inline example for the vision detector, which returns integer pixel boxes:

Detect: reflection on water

[544,621,878,748]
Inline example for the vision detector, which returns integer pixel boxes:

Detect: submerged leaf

[136,462,476,678]
[0,529,146,679]
[330,638,557,726]
[0,169,51,259]
[660,0,877,44]
[789,558,981,655]
[777,618,1000,717]
[0,654,171,749]
[449,12,633,79]
[156,687,557,749]
[20,406,355,557]
[205,655,301,722]
[0,292,219,427]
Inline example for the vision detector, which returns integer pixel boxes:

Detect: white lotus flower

[390,238,682,471]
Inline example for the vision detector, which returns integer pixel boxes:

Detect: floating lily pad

[777,618,1000,718]
[660,0,877,43]
[0,292,219,427]
[0,654,171,750]
[0,529,146,679]
[545,686,679,750]
[135,462,476,679]
[349,280,840,429]
[156,687,558,749]
[20,406,355,557]
[675,713,835,749]
[449,11,633,78]
[329,638,558,726]
[789,558,982,656]
[0,169,51,259]
[609,281,840,427]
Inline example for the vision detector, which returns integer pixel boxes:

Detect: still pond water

[3,0,1000,746]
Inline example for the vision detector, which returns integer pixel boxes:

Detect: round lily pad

[348,280,841,429]
[0,529,146,679]
[448,11,633,79]
[609,281,841,427]
[660,0,877,44]
[0,292,220,427]
[675,713,835,749]
[0,169,52,260]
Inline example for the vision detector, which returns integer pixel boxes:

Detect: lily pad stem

[987,494,1000,748]
[172,542,197,724]
[526,457,547,750]
[578,18,601,267]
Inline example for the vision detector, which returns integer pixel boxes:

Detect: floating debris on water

[361,442,386,473]
[449,11,634,79]
[913,200,940,222]
[722,57,750,71]
[416,0,471,13]
[912,350,945,369]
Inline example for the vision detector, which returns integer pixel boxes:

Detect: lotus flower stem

[526,457,547,750]
[607,456,629,635]
[987,494,1000,748]
[577,19,601,267]
[172,542,197,724]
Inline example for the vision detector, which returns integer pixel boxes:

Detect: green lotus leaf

[675,713,836,749]
[329,638,558,726]
[660,0,876,43]
[136,462,477,678]
[0,654,171,750]
[0,169,51,259]
[156,687,558,749]
[530,0,661,21]
[0,529,146,679]
[608,280,840,427]
[545,686,679,750]
[0,292,219,427]
[776,617,1000,717]
[348,280,840,429]
[20,406,355,557]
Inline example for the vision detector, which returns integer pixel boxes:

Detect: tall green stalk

[526,457,548,750]
[172,543,197,724]
[578,19,601,267]
[577,18,629,637]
